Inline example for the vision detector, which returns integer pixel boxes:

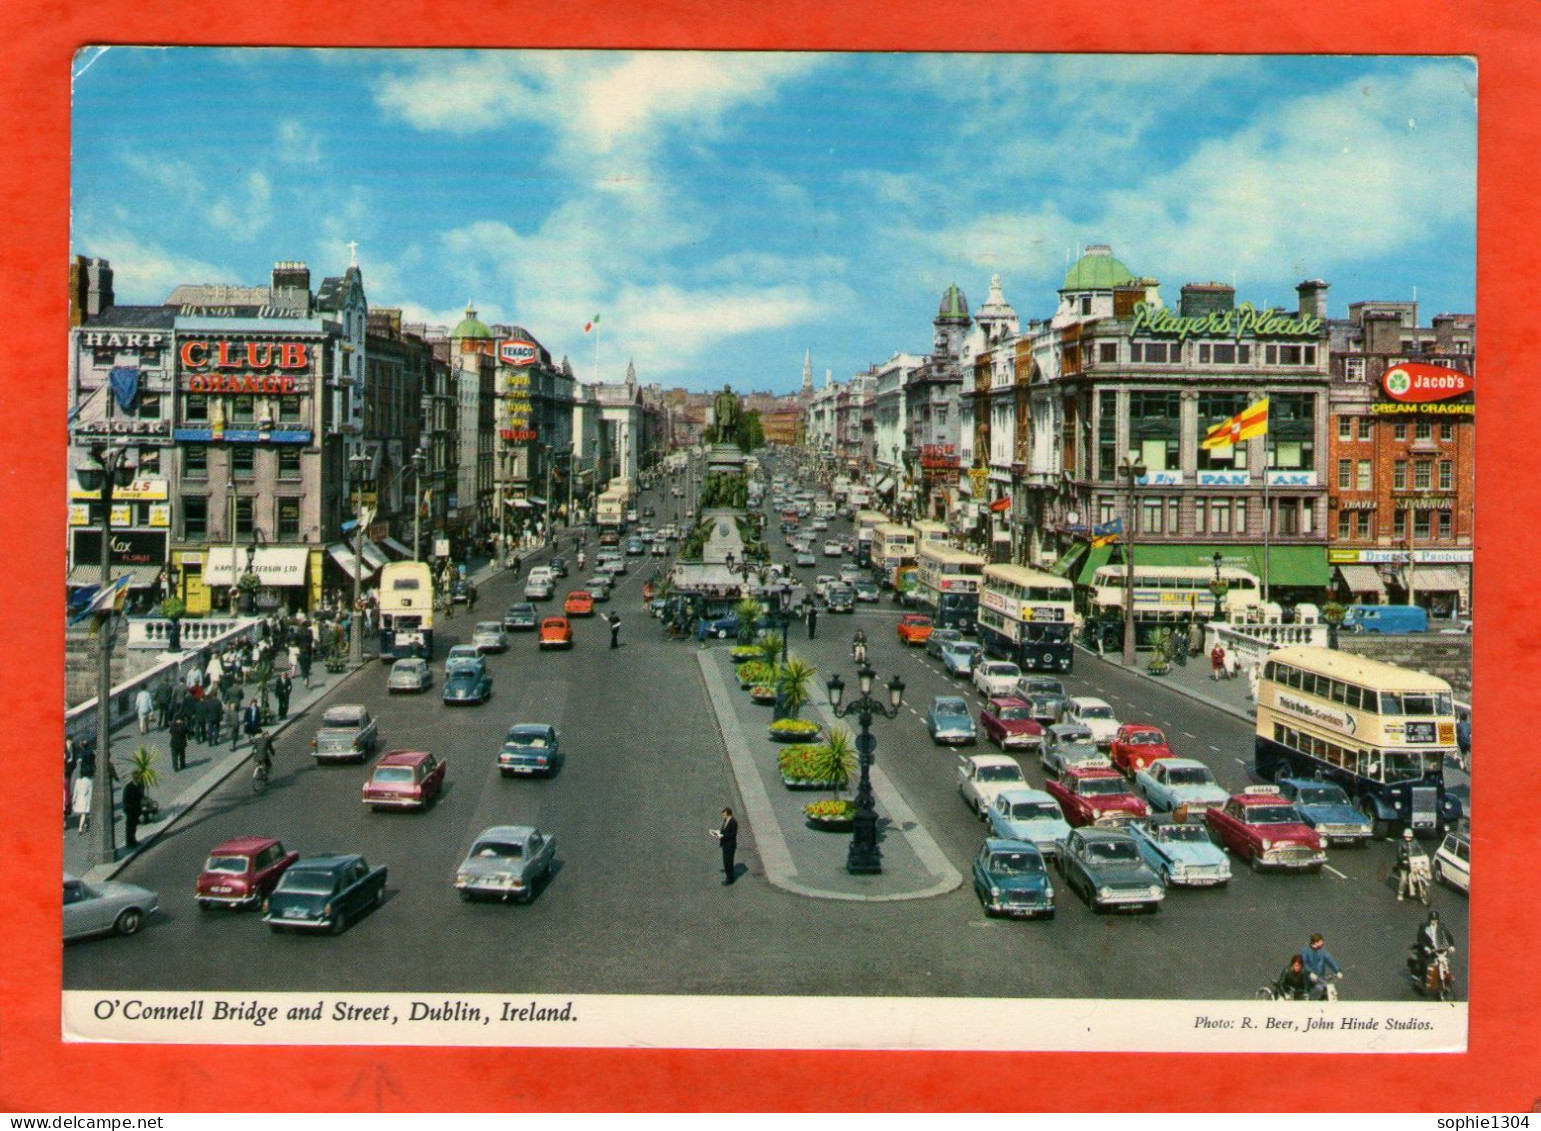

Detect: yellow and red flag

[1201,396,1268,449]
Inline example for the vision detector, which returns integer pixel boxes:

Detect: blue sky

[71,50,1475,394]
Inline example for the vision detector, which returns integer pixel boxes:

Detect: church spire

[802,349,813,392]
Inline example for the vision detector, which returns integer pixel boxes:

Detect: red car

[1109,724,1177,776]
[362,750,447,811]
[897,614,934,645]
[539,616,574,647]
[1045,764,1151,828]
[195,836,299,910]
[979,697,1046,751]
[564,591,594,617]
[1205,786,1327,872]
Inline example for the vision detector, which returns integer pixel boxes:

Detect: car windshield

[984,664,1017,677]
[1079,705,1114,719]
[279,870,336,895]
[1157,825,1212,843]
[322,707,362,726]
[950,644,981,656]
[372,767,415,784]
[203,855,251,874]
[1011,803,1061,821]
[978,765,1025,782]
[1087,840,1139,862]
[988,852,1042,875]
[510,605,534,615]
[998,707,1032,721]
[1164,767,1212,786]
[1295,785,1349,805]
[447,658,481,672]
[935,701,968,717]
[476,623,502,633]
[1128,731,1162,745]
[506,732,548,748]
[1247,805,1302,825]
[472,841,523,859]
[1077,778,1128,796]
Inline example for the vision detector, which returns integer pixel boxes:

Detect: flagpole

[1262,427,1271,608]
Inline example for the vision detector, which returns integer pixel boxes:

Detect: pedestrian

[1456,713,1472,772]
[1225,648,1239,681]
[467,583,478,613]
[710,807,739,885]
[806,604,818,640]
[204,694,223,745]
[72,770,93,835]
[1247,663,1260,702]
[512,553,522,577]
[135,686,154,734]
[608,612,622,649]
[168,713,188,772]
[1210,644,1226,681]
[121,774,143,850]
[240,697,261,749]
[274,669,292,718]
[152,679,172,730]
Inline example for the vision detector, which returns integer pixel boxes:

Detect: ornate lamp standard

[1322,599,1347,650]
[76,442,137,866]
[1119,453,1147,666]
[825,664,905,875]
[1208,550,1229,622]
[409,446,426,561]
[347,451,370,667]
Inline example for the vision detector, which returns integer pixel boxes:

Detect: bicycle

[251,759,270,793]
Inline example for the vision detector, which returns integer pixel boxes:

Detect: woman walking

[71,770,93,835]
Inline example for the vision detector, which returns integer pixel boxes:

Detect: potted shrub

[734,597,764,645]
[158,597,186,652]
[802,728,857,825]
[736,660,773,689]
[774,656,816,721]
[730,645,761,663]
[768,717,821,743]
[127,745,161,825]
[804,798,857,829]
[749,683,779,704]
[776,742,830,787]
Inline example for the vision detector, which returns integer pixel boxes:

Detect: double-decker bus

[854,509,889,567]
[378,560,435,661]
[1254,646,1463,836]
[872,522,918,591]
[914,544,986,632]
[977,564,1077,673]
[910,519,950,547]
[1089,564,1262,646]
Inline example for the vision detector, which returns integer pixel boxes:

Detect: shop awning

[325,541,386,581]
[1072,544,1115,586]
[510,498,533,510]
[874,476,895,495]
[1121,544,1331,589]
[380,537,414,560]
[1411,565,1465,592]
[203,546,313,587]
[527,496,548,507]
[65,564,161,589]
[1335,563,1387,597]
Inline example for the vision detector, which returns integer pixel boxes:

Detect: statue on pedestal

[711,385,740,445]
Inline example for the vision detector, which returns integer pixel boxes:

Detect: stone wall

[1337,634,1472,700]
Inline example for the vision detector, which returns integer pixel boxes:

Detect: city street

[65,472,1467,1001]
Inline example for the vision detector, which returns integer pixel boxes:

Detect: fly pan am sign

[499,339,538,367]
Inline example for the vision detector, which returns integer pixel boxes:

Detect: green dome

[452,301,493,339]
[937,283,969,321]
[1062,245,1134,291]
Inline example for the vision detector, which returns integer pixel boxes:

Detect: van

[1343,604,1428,634]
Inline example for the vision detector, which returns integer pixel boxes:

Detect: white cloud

[276,119,323,165]
[205,171,273,241]
[74,230,228,302]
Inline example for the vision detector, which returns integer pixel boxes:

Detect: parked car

[442,659,492,704]
[1274,777,1374,847]
[1056,828,1165,913]
[1129,820,1232,888]
[454,826,557,904]
[940,641,983,677]
[1063,696,1121,747]
[1433,831,1471,893]
[387,657,433,694]
[1133,758,1229,814]
[64,874,158,940]
[498,723,561,778]
[195,837,298,910]
[925,696,977,746]
[896,614,934,645]
[262,854,387,934]
[564,590,595,617]
[1040,723,1103,776]
[503,603,539,631]
[1046,764,1150,828]
[973,661,1023,699]
[957,752,1030,820]
[539,617,574,648]
[471,621,509,654]
[362,750,447,811]
[925,628,965,659]
[987,789,1071,860]
[972,839,1055,919]
[1109,724,1177,776]
[1204,786,1326,872]
[311,704,379,763]
[979,697,1045,751]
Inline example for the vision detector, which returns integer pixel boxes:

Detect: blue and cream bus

[914,543,986,633]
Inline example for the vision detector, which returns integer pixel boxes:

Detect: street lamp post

[348,452,369,667]
[496,449,509,569]
[825,664,905,875]
[77,442,136,866]
[411,447,425,562]
[1119,453,1147,666]
[1208,550,1229,622]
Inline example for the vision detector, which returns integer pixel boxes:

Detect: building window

[1097,497,1117,526]
[1265,344,1316,365]
[277,497,301,541]
[1414,461,1432,490]
[184,394,209,423]
[235,497,254,539]
[1438,510,1452,539]
[1344,357,1366,382]
[1393,422,1407,441]
[230,395,255,423]
[1267,393,1315,469]
[1142,497,1163,534]
[1337,459,1353,490]
[278,449,302,480]
[1393,460,1408,490]
[1414,420,1432,440]
[1440,422,1454,441]
[137,448,160,475]
[182,497,208,539]
[1129,390,1181,471]
[1438,460,1453,491]
[1394,509,1407,539]
[1337,512,1352,539]
[1099,342,1117,363]
[1210,498,1231,534]
[1194,498,1207,534]
[1096,390,1118,482]
[1277,499,1300,535]
[1338,418,1353,441]
[136,393,161,421]
[1197,392,1251,470]
[279,396,304,423]
[1355,460,1371,490]
[183,445,208,480]
[1357,511,1372,539]
[1358,418,1373,441]
[1234,499,1246,534]
[1131,341,1180,363]
[232,447,256,479]
[1413,510,1431,540]
[1167,497,1180,534]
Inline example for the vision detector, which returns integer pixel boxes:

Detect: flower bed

[768,717,821,743]
[776,744,838,788]
[730,646,761,663]
[736,660,774,689]
[749,685,779,704]
[804,798,856,830]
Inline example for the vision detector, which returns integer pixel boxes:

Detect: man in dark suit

[168,714,188,772]
[121,776,144,849]
[806,604,818,639]
[711,807,739,885]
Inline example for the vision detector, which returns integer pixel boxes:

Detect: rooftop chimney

[1296,279,1329,320]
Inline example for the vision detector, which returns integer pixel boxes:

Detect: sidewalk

[698,648,962,902]
[65,539,571,884]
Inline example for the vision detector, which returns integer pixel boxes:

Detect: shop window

[183,445,208,480]
[182,497,207,539]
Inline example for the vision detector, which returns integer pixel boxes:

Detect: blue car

[972,838,1054,919]
[1276,777,1374,847]
[986,788,1071,860]
[926,696,977,746]
[1133,758,1230,814]
[442,659,492,705]
[940,641,983,677]
[1128,820,1232,888]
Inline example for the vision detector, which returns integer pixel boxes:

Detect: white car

[1433,832,1470,894]
[64,874,158,941]
[1064,696,1121,747]
[957,753,1029,821]
[987,788,1072,860]
[839,564,863,583]
[523,577,554,601]
[527,566,555,585]
[823,541,843,557]
[973,661,1022,699]
[813,575,839,600]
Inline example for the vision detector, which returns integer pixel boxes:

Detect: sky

[70,50,1476,395]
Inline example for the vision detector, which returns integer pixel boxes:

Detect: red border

[2,1,1534,1112]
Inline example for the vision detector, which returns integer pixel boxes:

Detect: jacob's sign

[1382,363,1473,403]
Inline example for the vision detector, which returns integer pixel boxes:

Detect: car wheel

[331,910,348,935]
[1248,851,1264,873]
[114,907,143,936]
[1432,860,1446,887]
[458,889,472,902]
[500,769,512,779]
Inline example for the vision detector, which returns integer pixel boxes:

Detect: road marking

[1323,864,1350,880]
[1182,731,1196,739]
[1233,758,1247,766]
[1210,745,1221,752]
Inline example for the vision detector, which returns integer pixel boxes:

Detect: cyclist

[1301,932,1343,999]
[1275,955,1311,1000]
[852,628,868,664]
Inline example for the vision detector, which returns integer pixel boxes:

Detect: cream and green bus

[1254,646,1463,837]
[978,563,1077,673]
[914,543,986,632]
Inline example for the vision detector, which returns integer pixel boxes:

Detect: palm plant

[128,745,160,790]
[734,597,764,645]
[775,656,818,718]
[810,726,856,798]
[758,632,784,670]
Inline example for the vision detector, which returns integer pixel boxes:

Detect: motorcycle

[1407,944,1457,1001]
[1399,848,1433,904]
[852,641,868,664]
